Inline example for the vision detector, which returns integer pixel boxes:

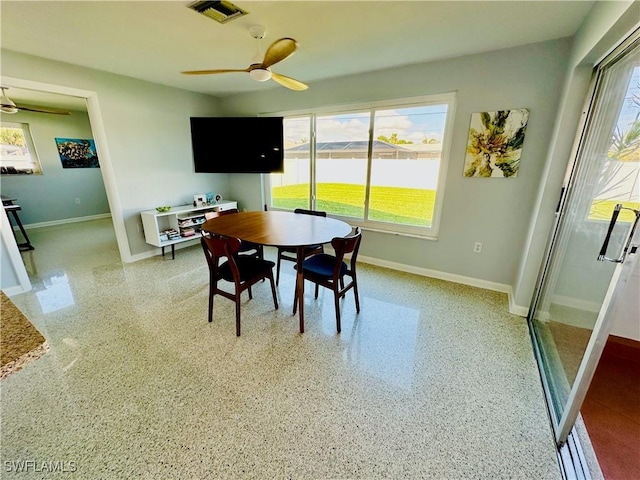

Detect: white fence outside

[272,158,441,190]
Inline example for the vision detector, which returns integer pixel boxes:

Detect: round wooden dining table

[201,210,352,333]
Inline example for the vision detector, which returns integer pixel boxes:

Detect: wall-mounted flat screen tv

[190,116,284,173]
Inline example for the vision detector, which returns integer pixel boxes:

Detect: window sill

[358,225,438,240]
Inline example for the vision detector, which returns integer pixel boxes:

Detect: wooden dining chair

[201,231,278,336]
[275,208,327,285]
[204,208,263,259]
[293,227,362,333]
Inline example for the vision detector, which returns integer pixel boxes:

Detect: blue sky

[285,104,449,145]
[617,65,639,132]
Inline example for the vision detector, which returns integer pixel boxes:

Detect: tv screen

[190,117,284,173]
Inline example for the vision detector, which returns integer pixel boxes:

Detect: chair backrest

[331,227,362,273]
[294,208,327,217]
[204,208,239,220]
[201,232,242,277]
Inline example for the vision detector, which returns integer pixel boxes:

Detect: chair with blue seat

[201,231,278,336]
[293,227,362,333]
[275,208,327,285]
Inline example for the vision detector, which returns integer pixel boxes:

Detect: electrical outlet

[75,198,81,204]
[474,242,483,253]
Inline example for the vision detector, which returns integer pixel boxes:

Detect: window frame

[0,121,43,175]
[264,93,456,238]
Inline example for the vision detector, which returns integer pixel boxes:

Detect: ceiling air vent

[188,1,248,24]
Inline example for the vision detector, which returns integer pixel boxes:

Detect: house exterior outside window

[266,93,456,237]
[0,122,42,175]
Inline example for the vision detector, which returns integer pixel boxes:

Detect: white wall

[1,208,31,295]
[610,251,640,341]
[221,39,572,300]
[512,1,640,312]
[1,50,228,259]
[1,108,109,225]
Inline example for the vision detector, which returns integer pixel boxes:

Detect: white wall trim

[1,76,133,263]
[130,250,159,262]
[550,294,600,313]
[357,254,528,317]
[509,292,530,317]
[1,208,31,296]
[2,284,29,297]
[129,237,203,263]
[21,213,112,230]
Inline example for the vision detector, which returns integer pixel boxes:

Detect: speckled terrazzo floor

[1,218,561,479]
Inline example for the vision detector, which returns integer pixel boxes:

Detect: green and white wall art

[463,109,529,178]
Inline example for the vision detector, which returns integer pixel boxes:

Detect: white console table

[140,201,237,259]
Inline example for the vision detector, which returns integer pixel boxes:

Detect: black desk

[2,195,34,251]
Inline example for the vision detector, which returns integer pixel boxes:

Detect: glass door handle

[598,204,621,262]
[598,203,640,263]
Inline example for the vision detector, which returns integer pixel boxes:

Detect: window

[0,122,42,174]
[267,94,455,237]
[588,64,640,223]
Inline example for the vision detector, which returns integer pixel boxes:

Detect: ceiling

[1,1,595,108]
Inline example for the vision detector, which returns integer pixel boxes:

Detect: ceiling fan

[1,87,71,115]
[182,26,308,91]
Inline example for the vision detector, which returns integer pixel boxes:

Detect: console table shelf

[140,201,237,259]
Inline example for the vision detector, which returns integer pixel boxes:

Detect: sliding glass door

[528,37,640,447]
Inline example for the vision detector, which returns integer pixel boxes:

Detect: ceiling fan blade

[261,38,298,69]
[270,72,308,91]
[0,88,71,115]
[182,68,250,75]
[3,104,71,115]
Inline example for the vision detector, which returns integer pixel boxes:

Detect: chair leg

[208,277,216,323]
[314,283,319,299]
[208,290,214,323]
[268,272,279,310]
[293,285,298,314]
[334,289,342,333]
[276,253,282,286]
[235,294,242,336]
[352,273,360,313]
[248,286,253,300]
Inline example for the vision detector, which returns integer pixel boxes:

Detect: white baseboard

[509,293,530,317]
[357,254,528,317]
[130,237,202,263]
[23,213,112,230]
[2,284,31,296]
[130,250,162,262]
[550,294,600,313]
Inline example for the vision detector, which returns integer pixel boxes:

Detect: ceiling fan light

[249,68,272,82]
[1,105,19,114]
[0,89,19,114]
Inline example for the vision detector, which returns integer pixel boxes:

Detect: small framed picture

[194,194,206,207]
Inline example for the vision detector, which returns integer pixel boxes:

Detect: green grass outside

[590,200,640,223]
[272,183,435,226]
[273,183,639,226]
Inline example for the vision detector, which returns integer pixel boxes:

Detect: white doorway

[1,77,132,293]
